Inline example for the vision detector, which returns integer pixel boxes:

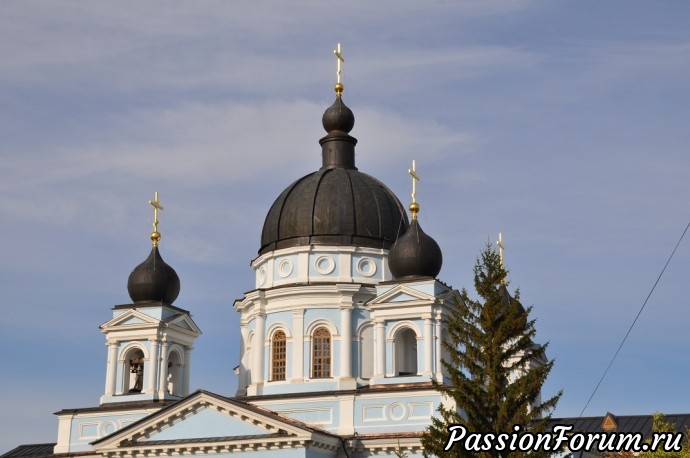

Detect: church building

[2,47,549,458]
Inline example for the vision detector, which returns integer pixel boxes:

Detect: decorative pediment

[167,314,201,335]
[101,309,159,330]
[369,284,438,306]
[92,390,340,455]
[602,412,618,432]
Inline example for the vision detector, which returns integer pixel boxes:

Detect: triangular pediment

[93,390,340,454]
[370,284,437,306]
[142,405,271,441]
[167,314,201,335]
[101,309,159,330]
[602,412,618,431]
[119,316,147,325]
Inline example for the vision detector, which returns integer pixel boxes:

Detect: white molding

[387,320,421,340]
[305,319,338,337]
[118,341,150,360]
[266,323,292,339]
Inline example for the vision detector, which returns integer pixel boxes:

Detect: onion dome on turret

[388,199,443,280]
[259,78,408,255]
[127,246,180,304]
[126,192,180,304]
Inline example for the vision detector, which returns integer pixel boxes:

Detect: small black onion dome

[127,246,180,304]
[388,219,443,279]
[322,96,354,134]
[498,283,526,314]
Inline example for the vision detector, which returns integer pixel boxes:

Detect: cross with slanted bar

[333,43,344,84]
[497,232,505,269]
[148,191,164,235]
[409,160,420,204]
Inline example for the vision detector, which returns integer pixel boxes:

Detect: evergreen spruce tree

[422,245,562,458]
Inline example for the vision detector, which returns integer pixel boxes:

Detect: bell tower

[99,192,201,405]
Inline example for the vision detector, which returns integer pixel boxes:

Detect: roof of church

[0,443,55,458]
[54,399,178,416]
[259,92,408,255]
[549,413,690,436]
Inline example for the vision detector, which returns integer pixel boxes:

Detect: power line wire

[579,219,690,417]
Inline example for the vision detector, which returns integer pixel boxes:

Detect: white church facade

[3,51,552,458]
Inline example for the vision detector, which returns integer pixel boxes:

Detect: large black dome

[259,94,409,255]
[260,169,409,254]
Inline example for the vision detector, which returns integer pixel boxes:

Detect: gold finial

[408,160,421,220]
[333,43,345,95]
[148,191,164,247]
[497,232,505,279]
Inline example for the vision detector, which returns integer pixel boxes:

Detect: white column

[253,313,266,385]
[340,307,352,379]
[105,341,118,396]
[148,339,159,394]
[158,341,168,396]
[435,320,442,379]
[183,346,192,395]
[424,318,433,375]
[292,309,304,381]
[375,320,385,377]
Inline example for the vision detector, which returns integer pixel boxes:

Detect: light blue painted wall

[265,311,292,332]
[303,309,340,333]
[352,308,371,329]
[144,407,267,440]
[353,393,441,434]
[263,399,339,428]
[137,307,163,319]
[307,253,340,278]
[68,412,151,452]
[273,254,299,281]
[351,255,382,279]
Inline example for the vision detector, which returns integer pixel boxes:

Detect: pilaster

[291,309,304,382]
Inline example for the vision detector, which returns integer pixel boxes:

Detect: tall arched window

[124,348,145,393]
[271,330,287,381]
[312,327,331,378]
[394,328,418,376]
[359,324,374,379]
[167,350,182,396]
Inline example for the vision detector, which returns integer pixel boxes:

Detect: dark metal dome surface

[259,94,409,255]
[127,246,180,304]
[260,168,409,254]
[388,219,443,279]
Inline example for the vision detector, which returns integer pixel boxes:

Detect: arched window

[312,327,331,378]
[167,350,182,396]
[124,348,145,393]
[271,330,287,381]
[359,324,374,379]
[394,328,418,376]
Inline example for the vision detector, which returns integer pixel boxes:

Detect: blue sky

[2,1,690,452]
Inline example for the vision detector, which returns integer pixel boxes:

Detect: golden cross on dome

[148,191,164,246]
[497,232,505,270]
[408,160,421,220]
[333,43,345,95]
[409,160,420,204]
